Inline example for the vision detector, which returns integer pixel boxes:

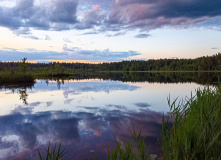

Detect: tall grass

[162,86,221,160]
[38,142,66,160]
[108,127,157,160]
[0,71,34,84]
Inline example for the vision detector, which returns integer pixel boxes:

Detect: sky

[0,0,221,62]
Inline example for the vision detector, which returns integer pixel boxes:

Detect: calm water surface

[0,79,203,159]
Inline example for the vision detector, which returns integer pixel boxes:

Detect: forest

[0,53,221,72]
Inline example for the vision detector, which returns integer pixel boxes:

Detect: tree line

[0,53,221,72]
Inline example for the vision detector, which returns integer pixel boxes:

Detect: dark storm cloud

[108,0,221,31]
[0,0,78,33]
[113,0,221,18]
[0,0,221,34]
[0,7,21,29]
[50,0,78,23]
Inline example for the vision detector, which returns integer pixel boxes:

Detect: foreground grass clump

[38,142,66,160]
[162,87,221,160]
[108,127,156,160]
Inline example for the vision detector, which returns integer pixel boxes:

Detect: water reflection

[37,79,139,92]
[0,74,214,159]
[18,89,28,105]
[0,82,35,91]
[0,107,165,160]
[42,72,221,84]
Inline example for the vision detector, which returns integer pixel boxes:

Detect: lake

[0,72,218,160]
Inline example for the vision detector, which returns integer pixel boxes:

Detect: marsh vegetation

[162,86,221,160]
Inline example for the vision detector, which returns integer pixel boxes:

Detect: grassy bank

[162,86,221,160]
[2,69,221,85]
[0,72,34,84]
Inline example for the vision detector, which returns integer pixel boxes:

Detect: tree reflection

[39,72,221,85]
[18,89,28,105]
[57,79,61,90]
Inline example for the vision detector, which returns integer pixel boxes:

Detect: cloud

[44,35,50,40]
[25,35,39,40]
[13,27,31,35]
[0,111,80,152]
[105,104,126,109]
[13,27,50,40]
[0,0,221,35]
[63,45,141,61]
[75,5,106,30]
[28,102,42,107]
[106,31,126,37]
[107,0,221,31]
[134,34,150,38]
[63,38,73,43]
[46,102,53,107]
[0,0,78,32]
[80,31,99,35]
[170,57,179,59]
[134,103,151,108]
[0,48,67,61]
[0,46,141,62]
[62,81,139,98]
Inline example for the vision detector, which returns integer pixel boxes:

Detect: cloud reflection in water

[0,79,191,159]
[0,106,165,159]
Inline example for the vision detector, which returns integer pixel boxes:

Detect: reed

[37,142,66,160]
[108,127,156,160]
[162,86,221,160]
